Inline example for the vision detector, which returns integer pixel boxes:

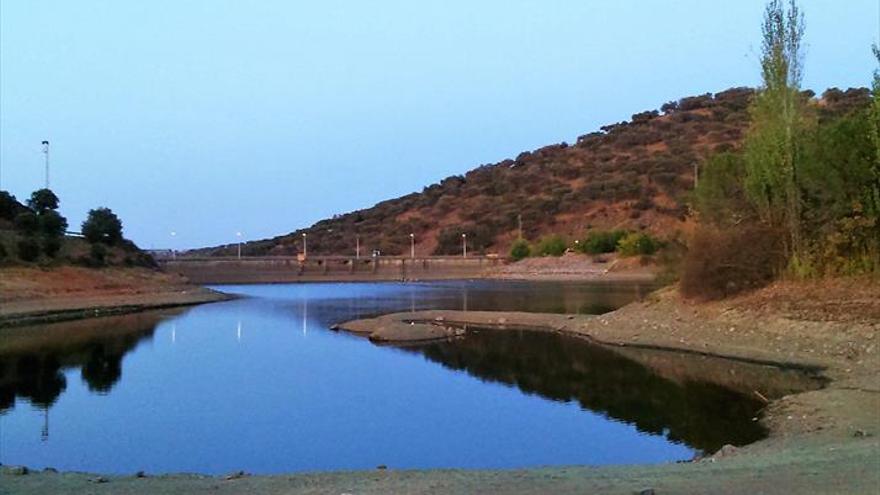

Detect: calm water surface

[0,280,817,474]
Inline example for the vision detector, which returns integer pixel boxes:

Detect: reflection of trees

[405,330,779,453]
[81,346,124,393]
[0,313,163,414]
[11,354,67,409]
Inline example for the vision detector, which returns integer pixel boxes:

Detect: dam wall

[160,256,501,284]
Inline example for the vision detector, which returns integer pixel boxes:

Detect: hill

[193,87,871,258]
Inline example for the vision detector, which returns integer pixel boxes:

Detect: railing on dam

[159,255,503,284]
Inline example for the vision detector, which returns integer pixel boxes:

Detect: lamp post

[170,231,177,260]
[236,232,242,259]
[461,233,467,258]
[41,141,50,189]
[356,235,360,259]
[410,233,415,259]
[302,232,307,258]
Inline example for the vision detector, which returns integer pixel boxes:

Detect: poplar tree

[743,0,811,262]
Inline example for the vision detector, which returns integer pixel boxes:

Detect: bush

[535,234,567,256]
[26,189,60,213]
[17,238,41,261]
[617,233,660,256]
[90,243,108,266]
[43,237,63,258]
[509,239,531,261]
[579,230,627,254]
[680,225,786,300]
[13,212,39,235]
[82,208,123,245]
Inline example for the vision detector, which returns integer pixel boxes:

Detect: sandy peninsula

[0,266,231,328]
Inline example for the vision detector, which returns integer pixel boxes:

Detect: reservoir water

[0,281,821,474]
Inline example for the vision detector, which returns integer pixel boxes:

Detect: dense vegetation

[0,189,152,268]
[682,0,879,299]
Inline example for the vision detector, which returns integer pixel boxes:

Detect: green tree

[694,153,755,227]
[617,233,660,257]
[743,0,811,261]
[0,191,22,220]
[39,210,68,237]
[509,239,531,261]
[27,189,60,213]
[867,45,880,256]
[535,234,567,257]
[13,211,39,235]
[580,230,627,254]
[82,208,124,245]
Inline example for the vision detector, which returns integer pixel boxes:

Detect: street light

[236,232,243,259]
[410,233,415,259]
[356,235,360,259]
[461,233,467,258]
[170,231,177,260]
[302,232,307,258]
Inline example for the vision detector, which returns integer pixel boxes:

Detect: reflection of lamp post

[236,232,243,259]
[461,233,467,258]
[410,233,415,259]
[302,233,307,258]
[41,407,49,442]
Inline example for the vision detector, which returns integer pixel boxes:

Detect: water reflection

[403,329,825,453]
[0,311,174,417]
[1,281,823,474]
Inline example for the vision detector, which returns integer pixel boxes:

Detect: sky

[1,1,877,250]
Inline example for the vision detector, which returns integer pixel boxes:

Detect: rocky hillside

[194,87,870,257]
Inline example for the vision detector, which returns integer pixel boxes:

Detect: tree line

[682,0,879,298]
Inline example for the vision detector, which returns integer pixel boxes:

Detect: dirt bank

[2,279,877,494]
[485,252,658,282]
[0,266,231,328]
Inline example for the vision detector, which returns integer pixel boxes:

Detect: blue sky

[1,1,876,249]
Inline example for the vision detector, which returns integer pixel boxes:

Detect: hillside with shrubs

[0,189,154,268]
[195,86,871,260]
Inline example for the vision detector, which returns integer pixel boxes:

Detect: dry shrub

[681,225,786,300]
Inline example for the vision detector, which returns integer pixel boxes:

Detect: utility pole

[302,232,307,258]
[41,141,50,189]
[236,232,242,259]
[410,233,415,259]
[517,214,523,239]
[356,235,360,259]
[461,233,467,258]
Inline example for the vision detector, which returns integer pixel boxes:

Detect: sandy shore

[2,279,877,494]
[0,266,232,328]
[484,253,658,282]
